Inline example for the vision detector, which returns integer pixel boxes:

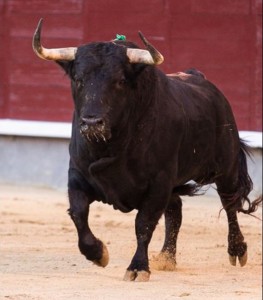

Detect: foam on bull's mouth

[80,123,111,142]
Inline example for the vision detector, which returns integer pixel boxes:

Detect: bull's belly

[175,168,217,186]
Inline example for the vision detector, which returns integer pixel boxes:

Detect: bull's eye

[117,77,127,89]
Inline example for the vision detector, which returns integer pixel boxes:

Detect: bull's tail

[231,140,262,215]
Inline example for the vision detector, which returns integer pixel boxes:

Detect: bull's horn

[126,31,164,65]
[32,18,77,61]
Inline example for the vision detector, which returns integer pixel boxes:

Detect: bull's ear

[56,60,74,78]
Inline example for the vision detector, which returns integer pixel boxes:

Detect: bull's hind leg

[217,190,248,267]
[68,187,109,268]
[151,194,182,271]
[216,174,248,267]
[214,141,260,266]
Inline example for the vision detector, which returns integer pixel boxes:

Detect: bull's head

[33,19,164,142]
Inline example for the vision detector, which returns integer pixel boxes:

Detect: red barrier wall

[0,0,262,130]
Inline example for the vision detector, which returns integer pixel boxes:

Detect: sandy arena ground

[0,184,262,300]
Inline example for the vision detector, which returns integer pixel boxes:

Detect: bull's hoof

[229,251,247,267]
[238,251,248,267]
[135,270,150,282]
[123,270,136,281]
[229,255,237,266]
[92,243,109,267]
[123,270,150,282]
[150,252,177,271]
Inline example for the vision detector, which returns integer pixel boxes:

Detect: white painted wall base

[0,119,262,198]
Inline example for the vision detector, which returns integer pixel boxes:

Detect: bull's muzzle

[80,117,110,142]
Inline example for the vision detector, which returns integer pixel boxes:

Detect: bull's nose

[79,116,110,141]
[81,117,104,126]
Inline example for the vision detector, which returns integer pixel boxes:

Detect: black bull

[33,20,261,281]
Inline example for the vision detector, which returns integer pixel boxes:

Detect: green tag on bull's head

[115,34,126,41]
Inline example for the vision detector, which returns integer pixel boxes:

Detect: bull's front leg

[68,188,109,267]
[123,207,163,282]
[123,174,170,282]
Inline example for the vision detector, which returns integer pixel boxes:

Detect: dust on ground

[0,185,262,300]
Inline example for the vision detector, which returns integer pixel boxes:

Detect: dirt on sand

[0,185,262,300]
